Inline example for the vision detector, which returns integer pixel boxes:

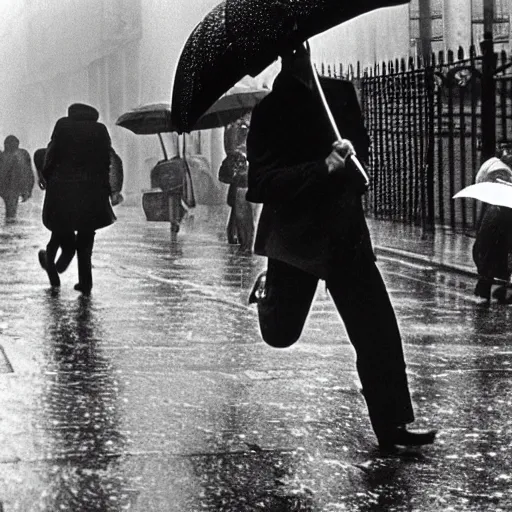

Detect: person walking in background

[219,148,245,245]
[36,144,124,285]
[0,135,34,223]
[218,113,256,253]
[38,103,117,294]
[472,156,512,305]
[246,44,436,451]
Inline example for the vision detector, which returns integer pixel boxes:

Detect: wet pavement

[0,196,511,511]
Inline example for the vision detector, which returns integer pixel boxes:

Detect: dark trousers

[46,231,76,273]
[46,230,95,290]
[76,231,96,291]
[258,257,415,435]
[45,231,76,286]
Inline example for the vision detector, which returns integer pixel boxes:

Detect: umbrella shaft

[308,48,369,186]
[158,133,169,161]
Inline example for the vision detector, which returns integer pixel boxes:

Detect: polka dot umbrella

[170,0,410,134]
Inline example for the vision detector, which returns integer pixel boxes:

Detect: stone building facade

[1,0,511,198]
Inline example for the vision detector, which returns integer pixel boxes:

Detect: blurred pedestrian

[219,113,256,252]
[38,103,117,294]
[246,44,436,450]
[0,135,34,223]
[150,157,191,240]
[472,156,512,304]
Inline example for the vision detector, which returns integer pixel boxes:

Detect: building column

[443,0,472,51]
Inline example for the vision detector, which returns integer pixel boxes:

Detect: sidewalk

[8,191,479,278]
[1,202,509,512]
[367,217,477,277]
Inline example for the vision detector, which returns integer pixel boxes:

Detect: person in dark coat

[36,145,123,279]
[38,103,116,293]
[220,150,245,244]
[246,44,436,450]
[219,114,256,252]
[0,135,34,222]
[220,114,254,248]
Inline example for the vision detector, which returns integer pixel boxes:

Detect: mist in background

[0,0,410,201]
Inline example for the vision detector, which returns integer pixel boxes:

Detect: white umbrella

[453,180,512,209]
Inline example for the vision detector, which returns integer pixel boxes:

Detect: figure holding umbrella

[115,103,196,241]
[116,85,268,242]
[454,156,512,304]
[219,112,257,252]
[171,0,436,450]
[198,83,269,252]
[246,43,436,450]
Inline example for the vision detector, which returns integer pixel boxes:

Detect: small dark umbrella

[115,102,175,135]
[170,0,410,133]
[115,102,175,159]
[192,85,269,130]
[116,87,269,135]
[115,88,268,189]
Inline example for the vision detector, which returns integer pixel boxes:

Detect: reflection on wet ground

[0,204,510,510]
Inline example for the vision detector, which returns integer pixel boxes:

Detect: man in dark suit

[246,44,436,450]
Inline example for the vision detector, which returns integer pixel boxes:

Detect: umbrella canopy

[115,103,176,160]
[192,85,269,130]
[170,0,410,133]
[115,103,176,135]
[453,181,512,209]
[116,86,269,135]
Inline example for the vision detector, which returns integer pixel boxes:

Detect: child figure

[472,156,512,304]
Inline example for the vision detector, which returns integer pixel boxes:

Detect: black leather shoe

[40,250,60,287]
[474,278,492,301]
[74,283,91,295]
[248,271,267,304]
[38,249,47,270]
[492,285,512,304]
[377,425,437,450]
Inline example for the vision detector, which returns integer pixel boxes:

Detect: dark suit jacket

[246,73,375,279]
[42,108,115,232]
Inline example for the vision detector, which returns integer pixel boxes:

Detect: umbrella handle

[307,45,370,187]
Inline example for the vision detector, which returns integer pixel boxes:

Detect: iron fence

[320,44,512,233]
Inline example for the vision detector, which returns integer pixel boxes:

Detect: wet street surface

[0,199,511,511]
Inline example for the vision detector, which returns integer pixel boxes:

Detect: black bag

[218,151,248,185]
